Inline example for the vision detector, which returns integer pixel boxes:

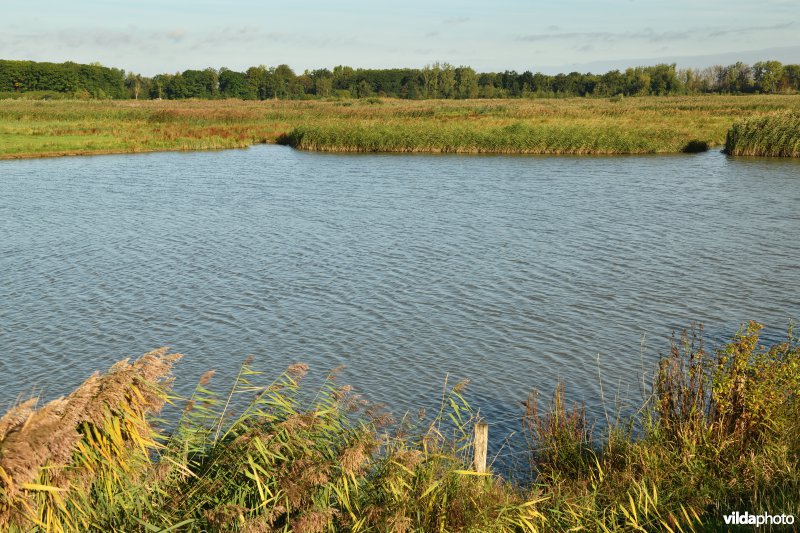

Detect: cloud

[707,21,793,37]
[189,27,293,48]
[518,28,689,43]
[165,29,186,42]
[442,16,469,25]
[5,26,356,57]
[425,31,439,38]
[518,21,795,45]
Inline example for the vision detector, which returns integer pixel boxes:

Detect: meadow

[2,95,800,158]
[1,322,798,531]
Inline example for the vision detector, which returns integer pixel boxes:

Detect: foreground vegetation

[1,322,798,531]
[725,113,800,157]
[2,95,800,158]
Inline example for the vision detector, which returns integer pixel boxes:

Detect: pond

[1,145,798,450]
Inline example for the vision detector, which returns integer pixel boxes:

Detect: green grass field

[2,95,800,158]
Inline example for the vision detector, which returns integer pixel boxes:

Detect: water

[1,146,799,453]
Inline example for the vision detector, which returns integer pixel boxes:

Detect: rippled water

[1,146,799,448]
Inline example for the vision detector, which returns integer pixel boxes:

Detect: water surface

[1,146,798,450]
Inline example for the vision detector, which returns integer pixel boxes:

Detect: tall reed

[522,322,800,531]
[0,355,542,531]
[1,322,798,531]
[725,112,800,157]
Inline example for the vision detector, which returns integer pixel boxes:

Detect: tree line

[0,60,127,98]
[2,59,799,100]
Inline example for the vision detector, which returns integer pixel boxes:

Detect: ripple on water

[1,147,799,456]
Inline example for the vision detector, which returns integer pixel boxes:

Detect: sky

[2,0,799,75]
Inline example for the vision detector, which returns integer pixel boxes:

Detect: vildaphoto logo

[723,511,795,527]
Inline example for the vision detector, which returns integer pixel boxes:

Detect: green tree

[717,62,753,93]
[219,68,255,99]
[783,64,800,92]
[455,66,478,99]
[332,65,355,91]
[438,63,456,98]
[753,61,784,93]
[272,64,298,99]
[355,79,373,98]
[647,64,680,95]
[246,65,271,100]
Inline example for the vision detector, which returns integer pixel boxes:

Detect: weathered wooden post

[474,420,488,473]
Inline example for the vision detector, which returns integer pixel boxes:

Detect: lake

[1,145,798,450]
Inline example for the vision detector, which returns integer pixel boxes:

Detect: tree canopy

[2,59,800,101]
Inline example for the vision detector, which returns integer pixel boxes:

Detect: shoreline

[0,142,273,161]
[0,142,733,161]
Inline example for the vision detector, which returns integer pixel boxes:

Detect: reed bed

[0,354,542,532]
[523,322,800,531]
[725,112,800,157]
[1,322,798,531]
[278,123,671,154]
[2,95,800,158]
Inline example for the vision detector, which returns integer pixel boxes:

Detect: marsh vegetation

[1,323,798,531]
[2,95,800,158]
[725,112,800,157]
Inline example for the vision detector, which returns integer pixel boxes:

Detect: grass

[725,112,800,157]
[2,95,800,159]
[1,321,798,531]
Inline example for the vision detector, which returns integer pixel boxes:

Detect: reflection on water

[1,146,798,448]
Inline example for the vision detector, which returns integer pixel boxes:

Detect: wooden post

[473,421,488,473]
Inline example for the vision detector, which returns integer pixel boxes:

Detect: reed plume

[0,348,181,528]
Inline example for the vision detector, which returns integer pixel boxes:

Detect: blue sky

[2,0,798,74]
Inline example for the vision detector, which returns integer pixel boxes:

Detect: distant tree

[783,64,800,92]
[355,79,373,98]
[678,68,705,94]
[528,72,552,95]
[421,64,435,98]
[316,76,333,97]
[401,72,422,99]
[647,64,680,95]
[125,73,144,99]
[438,63,456,98]
[272,64,298,99]
[499,70,521,96]
[718,62,753,93]
[455,66,478,99]
[150,74,167,99]
[246,66,271,100]
[477,73,498,98]
[332,65,355,91]
[180,69,218,98]
[297,71,314,96]
[550,73,572,95]
[753,61,784,93]
[306,68,332,97]
[219,68,254,99]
